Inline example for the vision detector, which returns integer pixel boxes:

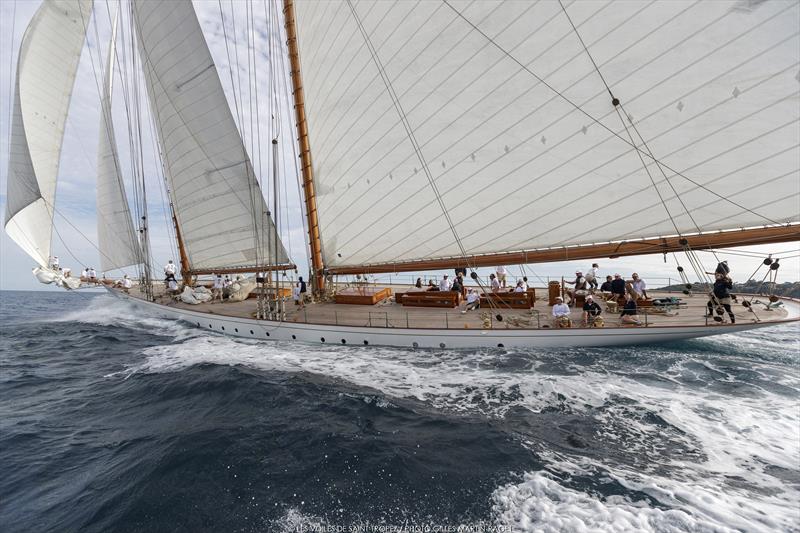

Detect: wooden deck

[129,284,792,330]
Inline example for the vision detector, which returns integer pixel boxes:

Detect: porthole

[341,339,347,344]
[497,343,504,348]
[234,328,238,333]
[321,337,326,343]
[209,324,212,328]
[292,334,296,340]
[439,342,446,349]
[250,330,254,335]
[412,342,419,348]
[221,326,225,331]
[197,322,201,327]
[363,340,369,345]
[266,332,270,337]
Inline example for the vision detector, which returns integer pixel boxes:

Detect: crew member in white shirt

[88,267,97,283]
[439,275,452,292]
[495,265,507,288]
[121,275,133,293]
[51,256,60,270]
[212,274,224,302]
[552,296,572,327]
[292,283,301,306]
[62,267,71,278]
[164,260,177,277]
[631,273,648,299]
[167,277,179,294]
[585,263,600,292]
[462,289,480,312]
[514,280,525,293]
[489,273,501,292]
[82,267,89,280]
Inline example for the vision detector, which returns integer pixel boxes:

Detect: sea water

[0,290,798,532]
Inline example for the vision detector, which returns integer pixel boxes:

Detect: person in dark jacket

[611,273,626,300]
[620,294,641,325]
[582,295,602,326]
[707,272,735,323]
[600,275,613,296]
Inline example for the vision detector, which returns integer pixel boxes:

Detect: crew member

[707,272,735,323]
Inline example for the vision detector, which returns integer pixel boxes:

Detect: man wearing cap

[611,273,626,300]
[631,273,648,299]
[439,275,452,292]
[582,295,603,326]
[552,296,571,327]
[564,270,588,306]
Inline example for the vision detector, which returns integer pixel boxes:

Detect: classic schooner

[4,0,799,348]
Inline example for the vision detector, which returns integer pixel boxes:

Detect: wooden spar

[188,264,297,277]
[326,225,800,275]
[172,214,191,280]
[283,0,325,294]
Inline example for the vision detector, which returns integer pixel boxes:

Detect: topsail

[293,0,800,270]
[5,0,92,267]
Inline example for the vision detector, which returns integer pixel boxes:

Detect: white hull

[108,289,799,349]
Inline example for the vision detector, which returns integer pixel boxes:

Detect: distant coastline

[657,281,800,299]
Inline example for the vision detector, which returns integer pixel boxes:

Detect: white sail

[5,0,92,267]
[132,0,289,272]
[293,0,800,269]
[97,11,141,272]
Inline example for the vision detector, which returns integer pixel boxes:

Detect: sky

[0,0,797,292]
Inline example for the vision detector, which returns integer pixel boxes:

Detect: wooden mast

[283,0,325,294]
[172,214,191,281]
[326,225,800,275]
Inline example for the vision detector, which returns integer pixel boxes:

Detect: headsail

[292,0,800,270]
[132,0,290,272]
[97,11,141,273]
[5,0,92,267]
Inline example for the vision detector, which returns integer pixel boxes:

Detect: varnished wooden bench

[397,290,460,308]
[335,287,392,305]
[480,290,534,309]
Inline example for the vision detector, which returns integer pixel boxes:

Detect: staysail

[292,0,800,270]
[132,0,290,273]
[97,11,141,272]
[5,0,92,267]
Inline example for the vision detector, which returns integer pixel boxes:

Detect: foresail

[97,12,140,273]
[293,0,800,269]
[132,0,289,272]
[5,0,92,267]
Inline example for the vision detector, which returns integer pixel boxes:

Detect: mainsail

[132,0,290,272]
[5,0,92,267]
[292,0,800,270]
[97,12,141,273]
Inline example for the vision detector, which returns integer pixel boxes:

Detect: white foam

[127,322,799,531]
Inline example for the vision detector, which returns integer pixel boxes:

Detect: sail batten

[4,0,92,267]
[293,0,800,270]
[97,11,141,273]
[132,0,290,271]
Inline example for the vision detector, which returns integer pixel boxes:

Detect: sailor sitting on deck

[564,271,588,306]
[463,289,480,312]
[513,280,526,293]
[414,277,423,288]
[600,275,613,298]
[120,274,133,293]
[88,267,97,283]
[50,256,60,270]
[582,295,603,327]
[427,280,439,291]
[62,267,71,278]
[552,296,571,328]
[620,294,641,325]
[631,273,648,299]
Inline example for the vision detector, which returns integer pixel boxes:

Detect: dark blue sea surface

[1,290,798,532]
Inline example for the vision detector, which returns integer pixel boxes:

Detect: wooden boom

[326,225,800,275]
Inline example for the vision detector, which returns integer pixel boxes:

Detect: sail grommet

[611,97,620,107]
[679,238,689,246]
